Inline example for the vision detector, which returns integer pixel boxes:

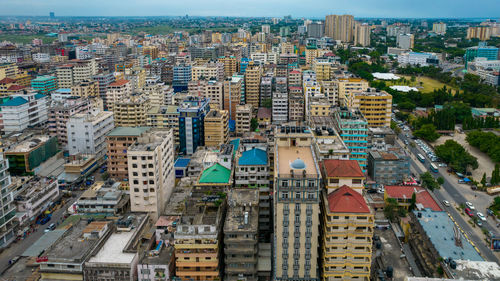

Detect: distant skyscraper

[307,22,324,38]
[432,22,447,35]
[262,24,271,34]
[354,23,371,47]
[324,14,355,42]
[50,12,55,19]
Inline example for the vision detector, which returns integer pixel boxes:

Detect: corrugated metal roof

[199,163,231,184]
[238,148,267,166]
[22,229,67,257]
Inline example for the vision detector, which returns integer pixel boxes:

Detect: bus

[430,163,438,173]
[417,154,425,163]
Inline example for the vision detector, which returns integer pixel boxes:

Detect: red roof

[109,79,129,87]
[7,85,25,91]
[289,86,302,90]
[0,78,16,84]
[385,185,442,211]
[289,70,300,74]
[327,185,370,213]
[322,159,364,178]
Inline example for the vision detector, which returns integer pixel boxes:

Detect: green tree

[391,121,401,134]
[414,124,440,142]
[435,140,478,173]
[250,118,258,131]
[421,172,440,191]
[261,98,272,108]
[409,192,417,211]
[437,177,444,185]
[492,164,500,185]
[481,173,487,186]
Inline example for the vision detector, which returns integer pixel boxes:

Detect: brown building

[106,127,151,181]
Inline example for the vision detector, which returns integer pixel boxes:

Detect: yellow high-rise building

[321,185,374,281]
[325,14,355,42]
[352,88,392,127]
[335,78,369,107]
[244,65,261,108]
[204,109,229,147]
[354,23,371,47]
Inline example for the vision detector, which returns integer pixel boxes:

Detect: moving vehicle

[465,202,475,210]
[44,223,56,233]
[442,200,450,207]
[477,212,486,221]
[417,154,425,163]
[430,163,438,173]
[465,208,474,217]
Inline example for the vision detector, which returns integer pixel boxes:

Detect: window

[295,192,301,199]
[352,179,362,184]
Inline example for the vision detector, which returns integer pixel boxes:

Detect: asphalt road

[398,132,499,263]
[0,194,79,274]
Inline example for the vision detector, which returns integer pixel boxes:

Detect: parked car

[477,212,487,221]
[442,200,451,207]
[465,208,474,217]
[465,202,475,210]
[487,209,494,216]
[44,223,56,233]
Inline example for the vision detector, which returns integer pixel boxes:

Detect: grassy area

[0,34,57,44]
[386,75,458,94]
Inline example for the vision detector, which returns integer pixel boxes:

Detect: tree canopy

[435,140,478,173]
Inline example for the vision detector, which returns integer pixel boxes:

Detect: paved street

[0,194,79,275]
[397,133,500,263]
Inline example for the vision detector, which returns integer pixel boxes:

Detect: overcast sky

[1,0,499,18]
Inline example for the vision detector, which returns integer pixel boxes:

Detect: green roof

[108,127,151,137]
[199,163,231,184]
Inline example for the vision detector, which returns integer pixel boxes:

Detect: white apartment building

[191,62,224,81]
[0,91,48,135]
[272,92,288,124]
[127,129,175,221]
[67,109,115,160]
[32,53,51,63]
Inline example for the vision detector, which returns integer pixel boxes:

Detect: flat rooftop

[108,127,151,137]
[87,231,136,264]
[277,146,318,176]
[45,220,111,262]
[224,190,259,233]
[6,135,51,153]
[414,209,482,261]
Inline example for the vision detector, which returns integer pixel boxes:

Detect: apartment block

[204,109,229,147]
[274,126,321,281]
[56,59,97,88]
[106,127,151,181]
[354,23,371,47]
[272,91,288,124]
[321,186,374,280]
[71,79,99,98]
[333,107,368,169]
[174,194,226,281]
[93,72,116,109]
[67,109,115,160]
[179,97,210,155]
[189,79,224,110]
[48,97,91,149]
[321,159,365,194]
[31,75,57,95]
[146,105,180,147]
[336,78,369,107]
[367,148,410,185]
[76,181,129,214]
[352,88,392,128]
[260,76,273,105]
[320,80,338,106]
[0,91,48,135]
[245,65,261,108]
[224,189,259,281]
[106,79,132,111]
[309,120,350,161]
[0,151,15,249]
[191,61,224,81]
[288,70,302,88]
[235,104,253,135]
[219,55,239,77]
[128,129,175,220]
[288,90,305,122]
[325,14,355,42]
[113,94,150,127]
[224,76,243,120]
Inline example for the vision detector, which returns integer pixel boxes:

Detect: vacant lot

[386,75,457,94]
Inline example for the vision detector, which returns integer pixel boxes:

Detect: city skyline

[0,0,499,19]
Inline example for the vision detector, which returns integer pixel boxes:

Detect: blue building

[174,158,191,178]
[465,44,499,68]
[178,97,210,155]
[172,64,192,92]
[333,107,369,170]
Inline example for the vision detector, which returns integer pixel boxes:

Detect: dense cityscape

[0,7,499,281]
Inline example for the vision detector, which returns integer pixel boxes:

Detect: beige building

[219,56,239,77]
[127,129,175,221]
[289,91,305,122]
[274,126,321,280]
[354,23,371,47]
[288,69,302,87]
[308,96,331,118]
[352,89,392,127]
[320,80,339,106]
[71,80,99,98]
[321,185,374,280]
[325,14,355,42]
[204,109,229,147]
[314,60,333,81]
[245,65,262,108]
[235,104,253,135]
[106,79,132,111]
[467,26,492,41]
[146,105,179,146]
[189,79,224,110]
[191,61,224,81]
[113,94,150,127]
[336,78,369,107]
[223,76,243,120]
[56,60,97,88]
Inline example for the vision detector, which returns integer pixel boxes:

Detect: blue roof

[230,138,240,151]
[0,97,27,107]
[414,209,483,261]
[238,148,267,166]
[174,158,191,168]
[34,93,46,100]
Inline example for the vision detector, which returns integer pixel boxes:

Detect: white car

[442,200,451,207]
[465,202,475,210]
[477,212,486,221]
[438,163,447,167]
